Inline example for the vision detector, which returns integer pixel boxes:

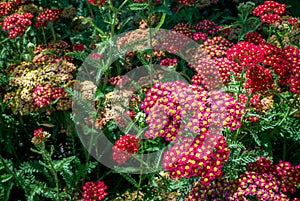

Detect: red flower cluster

[163,132,230,184]
[31,128,51,145]
[33,84,67,108]
[253,1,286,24]
[246,64,274,93]
[227,41,265,67]
[284,46,300,94]
[15,0,33,6]
[82,181,108,201]
[112,134,140,164]
[178,0,194,6]
[2,12,33,38]
[87,0,106,6]
[0,2,17,17]
[287,17,299,28]
[36,8,62,27]
[33,41,73,63]
[186,157,300,200]
[160,58,178,67]
[73,43,85,51]
[244,32,266,45]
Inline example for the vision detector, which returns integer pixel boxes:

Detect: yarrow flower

[31,128,51,145]
[160,58,178,67]
[141,81,244,142]
[186,156,300,200]
[244,32,266,45]
[87,0,106,6]
[2,12,33,38]
[213,57,243,84]
[0,2,17,17]
[226,41,265,67]
[287,17,299,28]
[178,0,195,6]
[246,64,274,93]
[112,134,140,164]
[202,36,233,59]
[82,180,108,201]
[162,132,230,184]
[253,1,286,24]
[73,43,85,51]
[36,8,62,27]
[4,59,75,115]
[33,84,68,108]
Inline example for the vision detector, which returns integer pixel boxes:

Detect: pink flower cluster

[36,8,62,27]
[202,36,233,59]
[82,180,108,201]
[33,84,67,108]
[141,81,244,141]
[253,1,286,24]
[112,134,140,164]
[186,157,300,201]
[2,12,33,38]
[171,20,231,43]
[163,132,230,184]
[31,128,51,145]
[214,57,242,84]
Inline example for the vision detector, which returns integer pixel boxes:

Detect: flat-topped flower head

[82,180,108,201]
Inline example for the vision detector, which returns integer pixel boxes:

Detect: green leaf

[154,5,172,15]
[129,3,148,11]
[53,156,76,171]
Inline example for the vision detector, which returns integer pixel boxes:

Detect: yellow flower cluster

[4,59,76,115]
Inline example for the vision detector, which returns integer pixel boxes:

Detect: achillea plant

[4,59,75,114]
[82,180,108,201]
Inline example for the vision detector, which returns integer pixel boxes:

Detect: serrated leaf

[154,5,172,15]
[53,156,76,171]
[0,174,12,183]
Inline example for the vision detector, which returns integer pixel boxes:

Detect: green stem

[117,0,130,11]
[18,114,29,136]
[290,107,300,116]
[109,0,117,38]
[44,147,60,201]
[278,94,299,126]
[155,13,166,31]
[50,23,57,48]
[90,19,106,39]
[87,1,95,19]
[283,137,287,161]
[42,27,47,45]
